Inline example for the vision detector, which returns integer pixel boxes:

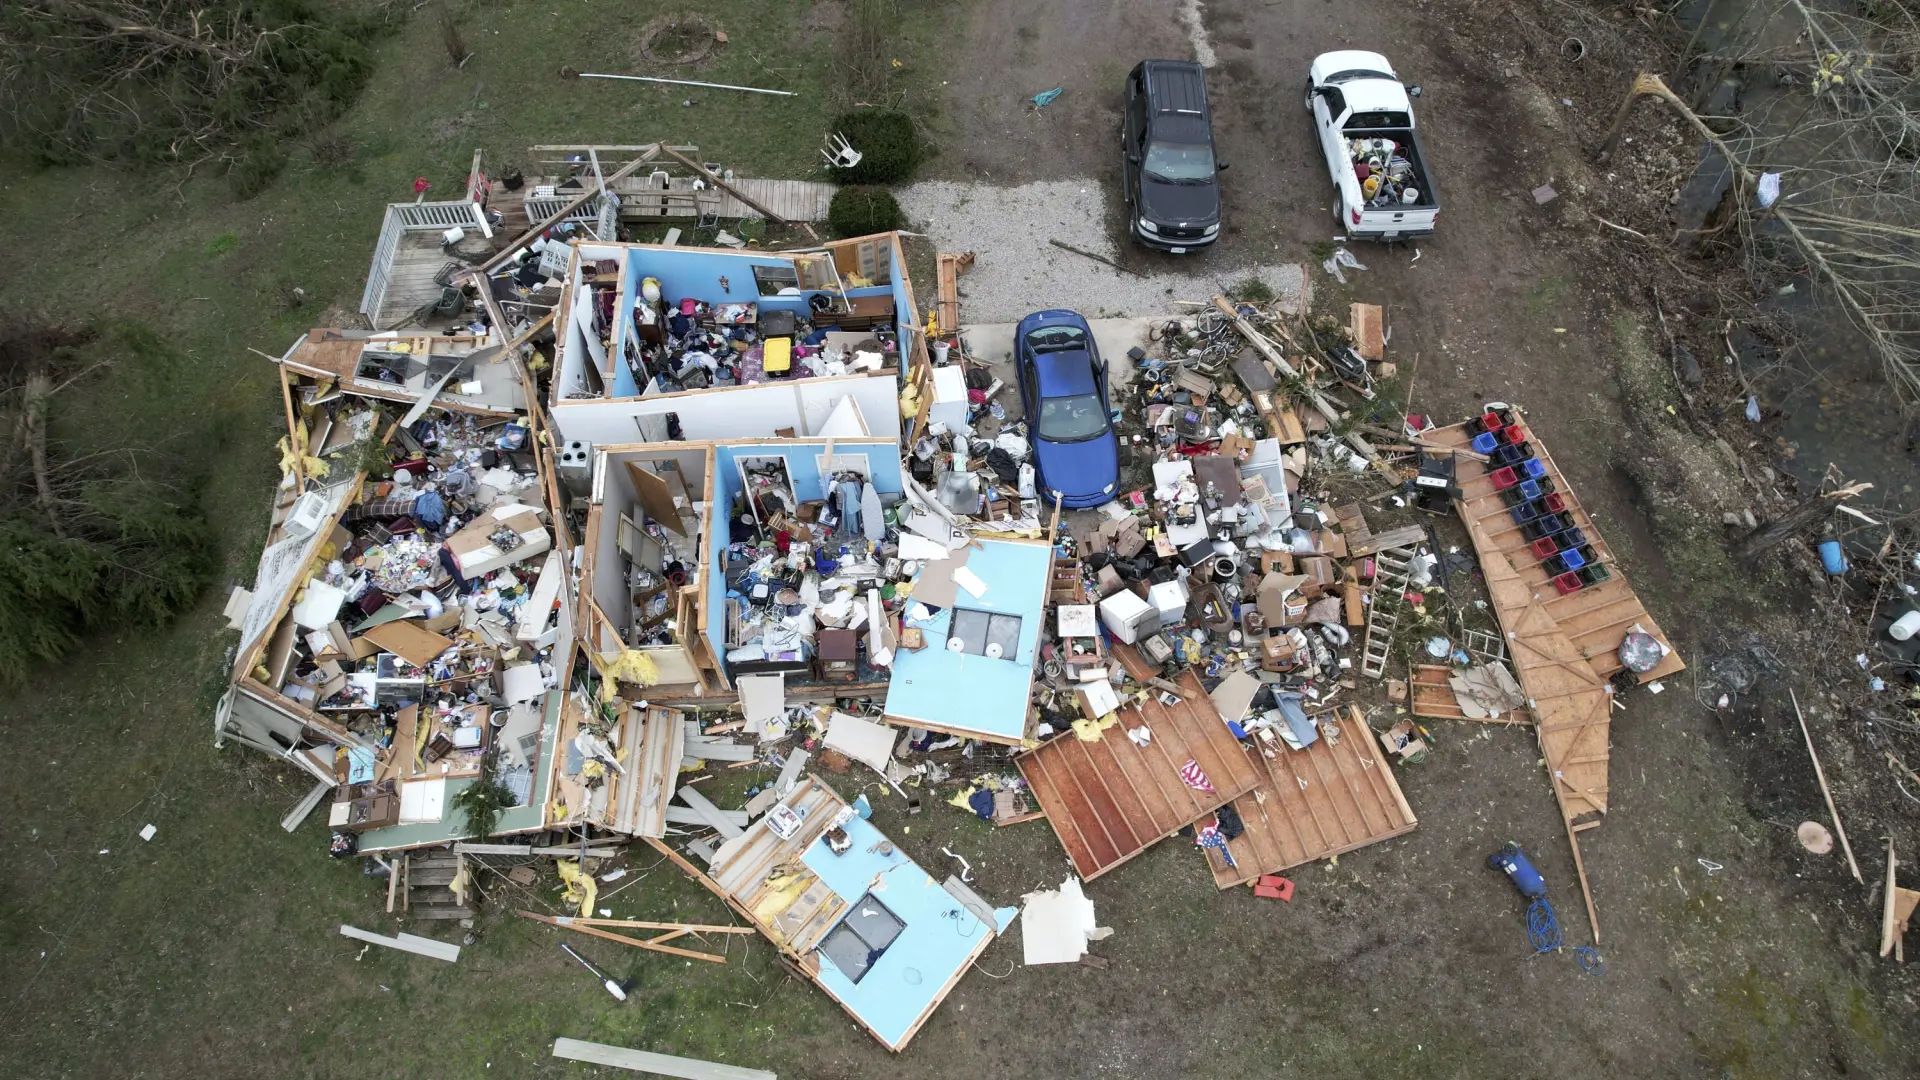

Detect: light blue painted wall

[883,539,1049,741]
[800,811,989,1049]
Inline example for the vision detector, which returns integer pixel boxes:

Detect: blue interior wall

[623,248,826,316]
[611,268,641,397]
[704,442,904,665]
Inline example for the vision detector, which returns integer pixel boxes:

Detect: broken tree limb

[1048,238,1147,278]
[1211,296,1379,463]
[1791,689,1863,883]
[1733,481,1871,565]
[23,374,65,539]
[1603,72,1920,403]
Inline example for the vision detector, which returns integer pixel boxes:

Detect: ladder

[1360,547,1417,679]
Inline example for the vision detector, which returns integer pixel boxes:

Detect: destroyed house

[219,336,571,854]
[544,233,911,446]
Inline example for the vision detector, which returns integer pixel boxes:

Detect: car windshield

[1144,141,1215,183]
[1038,392,1109,442]
[1024,325,1087,353]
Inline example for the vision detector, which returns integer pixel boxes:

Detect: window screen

[753,264,800,296]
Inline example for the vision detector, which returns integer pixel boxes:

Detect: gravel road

[896,179,1307,323]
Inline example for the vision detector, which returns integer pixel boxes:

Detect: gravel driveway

[896,179,1307,323]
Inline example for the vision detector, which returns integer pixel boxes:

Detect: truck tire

[1304,78,1315,112]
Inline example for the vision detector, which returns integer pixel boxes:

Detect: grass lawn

[0,3,958,1076]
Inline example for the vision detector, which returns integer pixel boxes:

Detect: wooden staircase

[401,849,473,921]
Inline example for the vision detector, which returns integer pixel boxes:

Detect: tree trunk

[1735,490,1854,565]
[23,372,66,540]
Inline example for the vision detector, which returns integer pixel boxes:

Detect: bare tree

[1602,0,1920,403]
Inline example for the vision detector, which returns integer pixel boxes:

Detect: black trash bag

[986,447,1021,483]
[1214,802,1245,841]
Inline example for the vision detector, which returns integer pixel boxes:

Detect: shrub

[826,109,921,185]
[828,186,904,238]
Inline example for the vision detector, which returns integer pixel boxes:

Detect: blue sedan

[1014,310,1120,509]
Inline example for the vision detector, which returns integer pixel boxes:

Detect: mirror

[1127,154,1141,164]
[1218,162,1230,171]
[1408,85,1423,98]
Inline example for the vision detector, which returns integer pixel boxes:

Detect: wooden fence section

[1425,420,1685,684]
[1204,706,1417,889]
[1018,669,1263,880]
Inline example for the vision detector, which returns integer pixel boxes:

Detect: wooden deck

[1425,420,1686,684]
[376,230,490,330]
[528,174,836,222]
[1018,669,1264,881]
[1205,706,1418,889]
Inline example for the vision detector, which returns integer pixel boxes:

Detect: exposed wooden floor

[1425,421,1686,684]
[377,231,491,330]
[1018,669,1264,880]
[1205,706,1417,889]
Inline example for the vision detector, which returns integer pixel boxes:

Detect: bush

[826,109,921,185]
[828,186,904,238]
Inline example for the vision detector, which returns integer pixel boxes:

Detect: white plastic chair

[820,132,863,170]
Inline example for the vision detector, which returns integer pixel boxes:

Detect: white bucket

[932,339,951,364]
[1890,609,1920,641]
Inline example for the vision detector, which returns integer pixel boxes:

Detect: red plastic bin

[1541,492,1568,514]
[1505,425,1528,445]
[1529,536,1559,560]
[1490,466,1519,490]
[1552,571,1584,595]
[1481,412,1505,433]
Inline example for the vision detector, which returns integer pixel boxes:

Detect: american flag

[1178,758,1215,794]
[1196,822,1236,868]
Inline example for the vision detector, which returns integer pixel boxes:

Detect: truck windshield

[1038,393,1109,442]
[1144,141,1215,183]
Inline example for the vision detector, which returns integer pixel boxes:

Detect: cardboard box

[1297,556,1337,599]
[1255,572,1309,624]
[447,505,550,578]
[1218,434,1256,462]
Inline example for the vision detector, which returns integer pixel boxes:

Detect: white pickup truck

[1306,51,1439,241]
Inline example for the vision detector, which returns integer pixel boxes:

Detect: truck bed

[1341,124,1438,237]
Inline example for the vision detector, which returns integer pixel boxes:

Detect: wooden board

[359,620,454,666]
[1424,420,1685,683]
[1017,669,1264,880]
[1350,302,1385,361]
[339,923,460,963]
[1408,664,1533,725]
[935,251,973,332]
[552,1038,777,1079]
[1205,706,1417,888]
[627,459,689,536]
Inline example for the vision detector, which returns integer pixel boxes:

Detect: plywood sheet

[1205,706,1417,888]
[1017,669,1263,880]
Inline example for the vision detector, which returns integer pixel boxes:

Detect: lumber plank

[676,786,745,839]
[339,924,460,963]
[551,1037,776,1079]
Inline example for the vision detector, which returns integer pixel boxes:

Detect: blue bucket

[1818,540,1848,575]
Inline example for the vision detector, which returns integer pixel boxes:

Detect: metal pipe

[573,72,795,97]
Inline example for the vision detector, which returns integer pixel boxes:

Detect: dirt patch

[635,13,724,66]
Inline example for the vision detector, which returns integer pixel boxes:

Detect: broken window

[752,264,800,296]
[815,893,905,984]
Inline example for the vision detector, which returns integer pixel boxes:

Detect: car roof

[1033,349,1098,398]
[1142,60,1208,116]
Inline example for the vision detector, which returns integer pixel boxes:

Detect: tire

[1304,78,1316,112]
